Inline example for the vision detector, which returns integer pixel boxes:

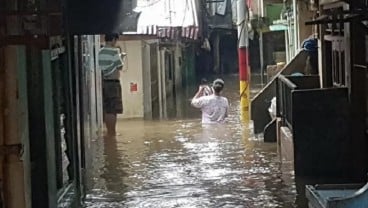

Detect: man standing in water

[191,78,229,124]
[99,34,125,136]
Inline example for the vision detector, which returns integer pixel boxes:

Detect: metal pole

[259,31,264,84]
[258,0,264,84]
[237,0,250,122]
[293,0,298,53]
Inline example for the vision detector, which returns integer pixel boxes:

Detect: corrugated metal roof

[128,0,200,39]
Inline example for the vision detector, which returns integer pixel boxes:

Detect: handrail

[278,75,297,89]
[250,50,308,134]
[277,75,296,130]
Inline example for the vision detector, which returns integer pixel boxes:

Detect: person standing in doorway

[99,34,126,137]
[191,78,229,124]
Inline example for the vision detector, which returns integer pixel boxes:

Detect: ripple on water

[84,76,298,208]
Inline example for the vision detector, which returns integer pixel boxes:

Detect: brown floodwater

[84,75,301,208]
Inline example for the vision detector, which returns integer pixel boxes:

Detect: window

[331,38,345,86]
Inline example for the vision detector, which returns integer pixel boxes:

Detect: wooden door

[150,43,160,119]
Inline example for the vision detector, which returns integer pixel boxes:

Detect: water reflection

[84,75,299,208]
[101,136,128,193]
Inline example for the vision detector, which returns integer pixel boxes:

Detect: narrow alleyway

[1,1,367,207]
[84,75,298,208]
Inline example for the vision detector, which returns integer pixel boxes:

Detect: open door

[150,43,160,119]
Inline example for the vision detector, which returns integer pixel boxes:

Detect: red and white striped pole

[237,0,250,122]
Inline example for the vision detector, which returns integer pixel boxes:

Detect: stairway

[251,50,309,134]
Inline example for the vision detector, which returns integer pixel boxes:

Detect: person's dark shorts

[103,80,123,114]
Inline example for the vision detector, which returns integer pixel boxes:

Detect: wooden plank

[292,88,350,177]
[349,20,368,178]
[0,49,3,131]
[71,36,84,196]
[27,46,50,207]
[42,50,58,207]
[0,11,62,15]
[0,36,48,48]
[4,47,18,144]
[16,46,32,208]
[94,35,104,133]
[0,46,5,207]
[3,46,26,208]
[120,34,157,41]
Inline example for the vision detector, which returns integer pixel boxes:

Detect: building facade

[0,0,131,207]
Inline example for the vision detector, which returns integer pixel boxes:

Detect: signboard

[130,82,138,93]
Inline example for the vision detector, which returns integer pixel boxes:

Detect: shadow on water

[84,74,312,208]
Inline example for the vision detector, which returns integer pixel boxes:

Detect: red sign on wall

[130,82,138,92]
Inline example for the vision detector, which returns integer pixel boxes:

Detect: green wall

[266,3,283,23]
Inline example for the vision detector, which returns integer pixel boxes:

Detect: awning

[270,19,288,31]
[154,26,199,40]
[132,0,200,40]
[269,24,288,31]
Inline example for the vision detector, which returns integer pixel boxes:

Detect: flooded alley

[84,75,298,208]
[2,0,367,207]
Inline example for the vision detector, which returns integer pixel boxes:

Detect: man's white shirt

[191,95,229,124]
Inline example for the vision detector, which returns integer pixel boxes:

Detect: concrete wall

[265,3,283,23]
[141,39,160,119]
[253,0,287,17]
[297,2,315,46]
[279,126,294,163]
[83,35,103,140]
[117,40,145,119]
[156,45,180,119]
[114,38,184,119]
[0,46,28,208]
[251,0,261,16]
[142,41,153,119]
[158,49,167,118]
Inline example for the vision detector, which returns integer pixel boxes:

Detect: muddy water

[84,75,299,208]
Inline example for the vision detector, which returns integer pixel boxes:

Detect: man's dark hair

[105,33,119,42]
[212,78,224,93]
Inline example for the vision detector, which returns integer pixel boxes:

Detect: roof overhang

[270,19,288,31]
[134,0,200,40]
[269,24,288,31]
[66,0,138,34]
